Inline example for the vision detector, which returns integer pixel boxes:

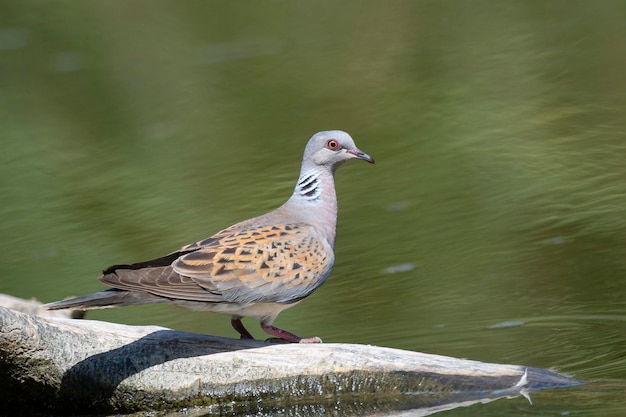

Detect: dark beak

[347,148,375,164]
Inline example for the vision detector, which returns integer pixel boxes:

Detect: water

[1,1,625,415]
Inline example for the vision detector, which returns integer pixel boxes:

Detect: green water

[1,1,625,416]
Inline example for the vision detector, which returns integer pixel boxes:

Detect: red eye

[326,140,340,150]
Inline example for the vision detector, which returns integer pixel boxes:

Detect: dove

[46,130,374,343]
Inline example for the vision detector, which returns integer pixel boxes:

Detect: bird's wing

[100,265,226,302]
[173,223,335,304]
[101,223,334,305]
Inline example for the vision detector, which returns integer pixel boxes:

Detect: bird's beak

[346,148,375,164]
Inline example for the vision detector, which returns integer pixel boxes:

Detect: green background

[1,1,625,415]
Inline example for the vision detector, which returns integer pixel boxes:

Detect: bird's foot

[260,323,323,343]
[264,337,291,344]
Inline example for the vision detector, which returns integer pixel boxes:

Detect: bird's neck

[284,166,338,247]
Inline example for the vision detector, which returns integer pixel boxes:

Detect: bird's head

[303,130,375,171]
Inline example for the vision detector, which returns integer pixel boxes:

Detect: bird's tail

[45,289,167,311]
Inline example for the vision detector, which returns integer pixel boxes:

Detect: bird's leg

[231,316,255,339]
[260,323,322,344]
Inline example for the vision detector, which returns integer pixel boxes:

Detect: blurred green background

[1,1,625,416]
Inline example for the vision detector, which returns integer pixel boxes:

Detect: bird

[45,130,374,343]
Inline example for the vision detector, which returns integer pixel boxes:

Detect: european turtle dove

[46,130,374,343]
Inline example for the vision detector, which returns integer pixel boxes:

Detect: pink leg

[231,316,254,339]
[260,323,322,344]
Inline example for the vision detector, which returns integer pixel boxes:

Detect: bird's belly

[172,299,300,322]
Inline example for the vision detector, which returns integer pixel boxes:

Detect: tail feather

[45,289,168,311]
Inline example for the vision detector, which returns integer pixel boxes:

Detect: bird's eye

[326,140,341,150]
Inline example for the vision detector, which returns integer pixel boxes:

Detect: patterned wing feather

[173,223,335,304]
[100,223,334,305]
